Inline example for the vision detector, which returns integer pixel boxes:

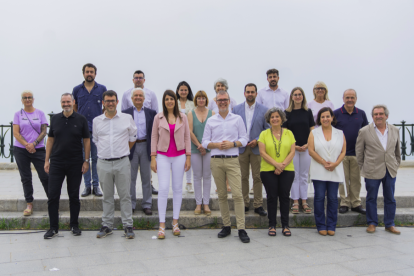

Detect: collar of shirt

[340,105,358,115]
[265,86,280,93]
[374,122,388,134]
[133,106,145,113]
[81,81,98,89]
[60,111,76,118]
[101,111,120,120]
[245,101,256,110]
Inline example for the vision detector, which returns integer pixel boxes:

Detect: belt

[211,155,238,158]
[101,156,128,161]
[136,139,147,143]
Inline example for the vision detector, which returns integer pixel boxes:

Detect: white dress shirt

[245,101,256,138]
[201,112,248,156]
[256,86,289,110]
[374,123,388,150]
[133,106,146,139]
[93,112,137,159]
[121,87,159,113]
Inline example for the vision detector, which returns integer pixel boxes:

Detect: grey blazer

[232,102,269,155]
[355,123,401,179]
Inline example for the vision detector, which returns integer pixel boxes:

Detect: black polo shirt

[48,111,90,163]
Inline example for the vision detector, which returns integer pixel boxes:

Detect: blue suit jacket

[232,102,269,155]
[122,106,156,161]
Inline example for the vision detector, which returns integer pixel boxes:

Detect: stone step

[0,208,413,230]
[1,196,413,212]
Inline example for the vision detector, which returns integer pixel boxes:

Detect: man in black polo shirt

[43,93,90,239]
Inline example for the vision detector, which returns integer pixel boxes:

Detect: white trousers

[191,152,212,205]
[157,154,186,222]
[291,149,311,200]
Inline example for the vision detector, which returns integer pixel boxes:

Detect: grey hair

[265,107,287,124]
[21,90,33,97]
[216,90,230,99]
[131,88,145,98]
[214,78,229,92]
[343,88,357,98]
[61,93,74,101]
[371,104,389,117]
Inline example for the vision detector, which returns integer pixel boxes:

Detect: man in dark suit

[122,88,156,215]
[232,83,269,216]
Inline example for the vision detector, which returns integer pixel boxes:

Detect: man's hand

[220,140,234,150]
[247,139,257,148]
[44,161,50,174]
[82,162,89,174]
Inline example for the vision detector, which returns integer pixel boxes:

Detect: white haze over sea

[1,0,413,161]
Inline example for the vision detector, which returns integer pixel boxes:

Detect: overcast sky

[1,0,413,127]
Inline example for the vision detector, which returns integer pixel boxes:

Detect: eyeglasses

[217,99,229,103]
[22,97,33,100]
[104,100,117,104]
[293,94,303,97]
[134,77,144,80]
[314,87,326,91]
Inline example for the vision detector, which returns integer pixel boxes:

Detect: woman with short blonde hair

[307,81,335,125]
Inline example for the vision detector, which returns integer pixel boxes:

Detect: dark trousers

[14,146,49,202]
[260,170,295,228]
[48,161,83,230]
[313,180,339,231]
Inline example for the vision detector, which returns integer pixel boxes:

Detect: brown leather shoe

[385,226,401,235]
[318,230,327,236]
[327,230,335,236]
[366,225,376,233]
[143,208,152,216]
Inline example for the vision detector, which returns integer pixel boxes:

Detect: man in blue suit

[233,83,269,216]
[122,88,156,215]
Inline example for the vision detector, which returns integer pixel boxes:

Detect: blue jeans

[365,169,396,228]
[82,134,99,188]
[313,180,339,231]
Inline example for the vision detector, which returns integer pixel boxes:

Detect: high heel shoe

[158,227,165,239]
[172,223,181,236]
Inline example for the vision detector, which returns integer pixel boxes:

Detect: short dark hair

[133,70,145,78]
[244,83,257,92]
[266,68,279,76]
[316,107,337,126]
[103,90,118,101]
[82,63,97,74]
[176,81,194,101]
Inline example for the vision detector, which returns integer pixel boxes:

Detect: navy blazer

[122,106,156,161]
[232,102,269,155]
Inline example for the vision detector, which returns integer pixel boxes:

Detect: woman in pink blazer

[151,90,191,239]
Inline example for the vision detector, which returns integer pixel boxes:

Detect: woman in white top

[307,81,335,125]
[176,81,195,193]
[308,107,346,236]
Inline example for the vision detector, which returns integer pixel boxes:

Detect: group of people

[13,64,402,242]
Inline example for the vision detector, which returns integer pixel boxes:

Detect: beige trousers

[238,147,263,209]
[339,156,362,208]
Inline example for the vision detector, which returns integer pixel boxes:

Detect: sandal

[291,203,299,214]
[268,227,276,237]
[23,203,33,216]
[158,227,165,239]
[172,223,181,236]
[282,227,292,237]
[302,203,312,214]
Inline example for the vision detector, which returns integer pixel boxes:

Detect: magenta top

[157,124,186,157]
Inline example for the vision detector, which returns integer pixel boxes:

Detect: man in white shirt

[202,90,250,243]
[93,90,138,239]
[256,68,289,110]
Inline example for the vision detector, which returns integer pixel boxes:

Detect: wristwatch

[233,141,237,148]
[84,159,90,162]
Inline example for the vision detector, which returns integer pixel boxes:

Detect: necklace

[271,129,283,158]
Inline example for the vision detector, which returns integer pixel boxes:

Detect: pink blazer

[151,112,191,156]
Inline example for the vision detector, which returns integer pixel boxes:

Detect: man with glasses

[93,90,137,239]
[202,90,250,243]
[73,63,107,197]
[256,68,289,110]
[121,70,159,195]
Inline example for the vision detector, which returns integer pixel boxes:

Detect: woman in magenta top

[13,90,49,216]
[151,90,191,239]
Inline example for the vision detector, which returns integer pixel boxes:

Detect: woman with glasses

[176,81,195,193]
[13,90,49,216]
[283,87,315,214]
[151,90,191,239]
[187,91,214,216]
[307,81,335,126]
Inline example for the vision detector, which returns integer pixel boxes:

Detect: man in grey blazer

[355,104,401,235]
[233,83,269,216]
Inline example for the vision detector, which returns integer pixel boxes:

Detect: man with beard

[44,93,90,239]
[232,83,269,216]
[256,68,289,110]
[73,63,107,197]
[202,90,250,243]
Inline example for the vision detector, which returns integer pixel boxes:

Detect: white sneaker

[249,188,254,194]
[186,183,194,193]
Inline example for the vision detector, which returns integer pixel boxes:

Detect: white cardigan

[310,126,345,182]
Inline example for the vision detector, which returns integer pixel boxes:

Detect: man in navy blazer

[232,83,269,216]
[122,88,157,215]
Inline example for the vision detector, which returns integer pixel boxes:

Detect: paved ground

[0,227,413,275]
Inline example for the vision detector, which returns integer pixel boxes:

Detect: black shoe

[151,185,158,195]
[339,206,349,214]
[218,226,231,238]
[93,186,103,197]
[132,209,135,213]
[44,229,58,239]
[245,207,249,213]
[238,229,250,243]
[351,205,366,215]
[81,187,92,197]
[254,207,267,216]
[97,226,113,238]
[124,227,135,239]
[71,226,82,236]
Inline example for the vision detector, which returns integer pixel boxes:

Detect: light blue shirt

[133,106,147,139]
